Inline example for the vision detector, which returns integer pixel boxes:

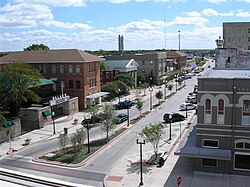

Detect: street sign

[177,176,182,186]
[49,93,70,106]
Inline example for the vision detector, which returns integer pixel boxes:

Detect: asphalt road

[0,68,203,187]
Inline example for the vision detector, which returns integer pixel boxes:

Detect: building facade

[223,22,250,50]
[0,49,106,110]
[104,51,187,80]
[176,47,250,176]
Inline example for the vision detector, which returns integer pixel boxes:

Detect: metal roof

[204,69,250,79]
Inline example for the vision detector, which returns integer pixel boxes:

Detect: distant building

[118,35,124,52]
[223,22,250,50]
[101,59,138,86]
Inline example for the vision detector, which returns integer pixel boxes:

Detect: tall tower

[118,35,124,52]
[178,30,181,51]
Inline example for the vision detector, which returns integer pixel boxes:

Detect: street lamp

[168,114,172,140]
[164,79,167,100]
[175,74,178,92]
[127,106,130,127]
[118,89,121,103]
[136,138,146,186]
[185,105,188,118]
[84,117,91,153]
[149,87,153,110]
[51,111,56,134]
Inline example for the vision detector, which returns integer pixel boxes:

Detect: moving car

[114,100,135,110]
[115,113,128,124]
[179,103,196,111]
[163,112,185,123]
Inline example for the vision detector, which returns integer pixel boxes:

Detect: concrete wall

[0,118,21,144]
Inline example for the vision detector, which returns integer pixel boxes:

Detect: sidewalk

[0,86,164,159]
[103,113,195,187]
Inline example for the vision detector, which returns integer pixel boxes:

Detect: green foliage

[0,62,42,116]
[155,90,163,104]
[58,134,69,150]
[147,153,161,165]
[24,43,50,51]
[101,103,116,139]
[140,122,165,156]
[101,80,128,101]
[114,74,135,88]
[167,84,173,93]
[137,73,147,84]
[135,98,143,116]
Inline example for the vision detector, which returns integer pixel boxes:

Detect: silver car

[179,103,196,111]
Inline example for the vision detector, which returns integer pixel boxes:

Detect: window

[201,158,217,167]
[142,61,145,65]
[218,99,224,115]
[238,37,241,42]
[88,63,95,72]
[205,99,211,114]
[248,28,250,33]
[235,142,250,150]
[68,80,73,89]
[227,37,231,43]
[60,65,64,74]
[52,65,56,74]
[89,78,96,88]
[248,37,250,42]
[76,65,80,74]
[76,80,81,89]
[202,139,219,148]
[234,153,250,170]
[68,65,73,73]
[238,28,242,33]
[242,100,250,125]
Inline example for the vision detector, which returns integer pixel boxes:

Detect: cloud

[203,0,227,4]
[41,20,92,30]
[117,20,165,32]
[202,8,234,16]
[8,0,86,7]
[186,11,201,17]
[235,9,250,17]
[168,16,209,27]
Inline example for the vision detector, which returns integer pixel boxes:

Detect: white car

[180,103,196,111]
[185,96,197,104]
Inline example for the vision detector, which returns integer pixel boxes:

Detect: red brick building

[0,49,106,110]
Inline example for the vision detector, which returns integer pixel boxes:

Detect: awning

[42,110,51,117]
[85,92,109,99]
[1,121,15,128]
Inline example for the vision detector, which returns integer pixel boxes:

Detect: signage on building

[49,94,70,106]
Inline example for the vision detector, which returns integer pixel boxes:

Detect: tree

[135,98,143,117]
[24,43,50,51]
[140,82,149,96]
[70,127,86,149]
[155,90,163,104]
[114,74,135,89]
[167,84,173,94]
[0,62,42,116]
[88,105,100,125]
[101,103,116,140]
[58,134,69,153]
[139,122,165,157]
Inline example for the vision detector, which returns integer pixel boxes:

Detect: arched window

[218,99,224,115]
[205,99,211,114]
[217,99,225,124]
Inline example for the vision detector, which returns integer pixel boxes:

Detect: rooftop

[204,69,250,79]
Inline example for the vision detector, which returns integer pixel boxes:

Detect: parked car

[163,112,185,123]
[81,114,104,124]
[114,100,135,110]
[185,96,197,104]
[115,113,128,124]
[179,103,196,111]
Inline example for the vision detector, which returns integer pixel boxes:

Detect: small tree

[101,103,116,140]
[167,84,173,94]
[88,105,100,125]
[155,90,163,104]
[70,127,86,149]
[135,98,143,117]
[139,122,165,157]
[58,134,69,152]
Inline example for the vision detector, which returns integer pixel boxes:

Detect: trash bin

[64,127,68,135]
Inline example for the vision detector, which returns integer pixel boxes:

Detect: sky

[0,0,250,52]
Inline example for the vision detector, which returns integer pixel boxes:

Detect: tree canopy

[24,43,50,51]
[0,62,42,117]
[114,74,135,88]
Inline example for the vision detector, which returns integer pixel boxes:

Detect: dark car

[163,112,185,123]
[81,114,104,124]
[115,113,128,124]
[114,100,135,110]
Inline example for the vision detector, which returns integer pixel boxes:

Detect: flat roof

[204,69,250,79]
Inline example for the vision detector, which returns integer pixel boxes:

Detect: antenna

[164,10,166,49]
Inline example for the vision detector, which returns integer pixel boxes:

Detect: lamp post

[51,111,56,134]
[85,117,91,153]
[168,114,172,140]
[117,89,121,103]
[164,79,167,100]
[127,106,130,127]
[175,74,178,92]
[136,138,146,186]
[149,87,153,110]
